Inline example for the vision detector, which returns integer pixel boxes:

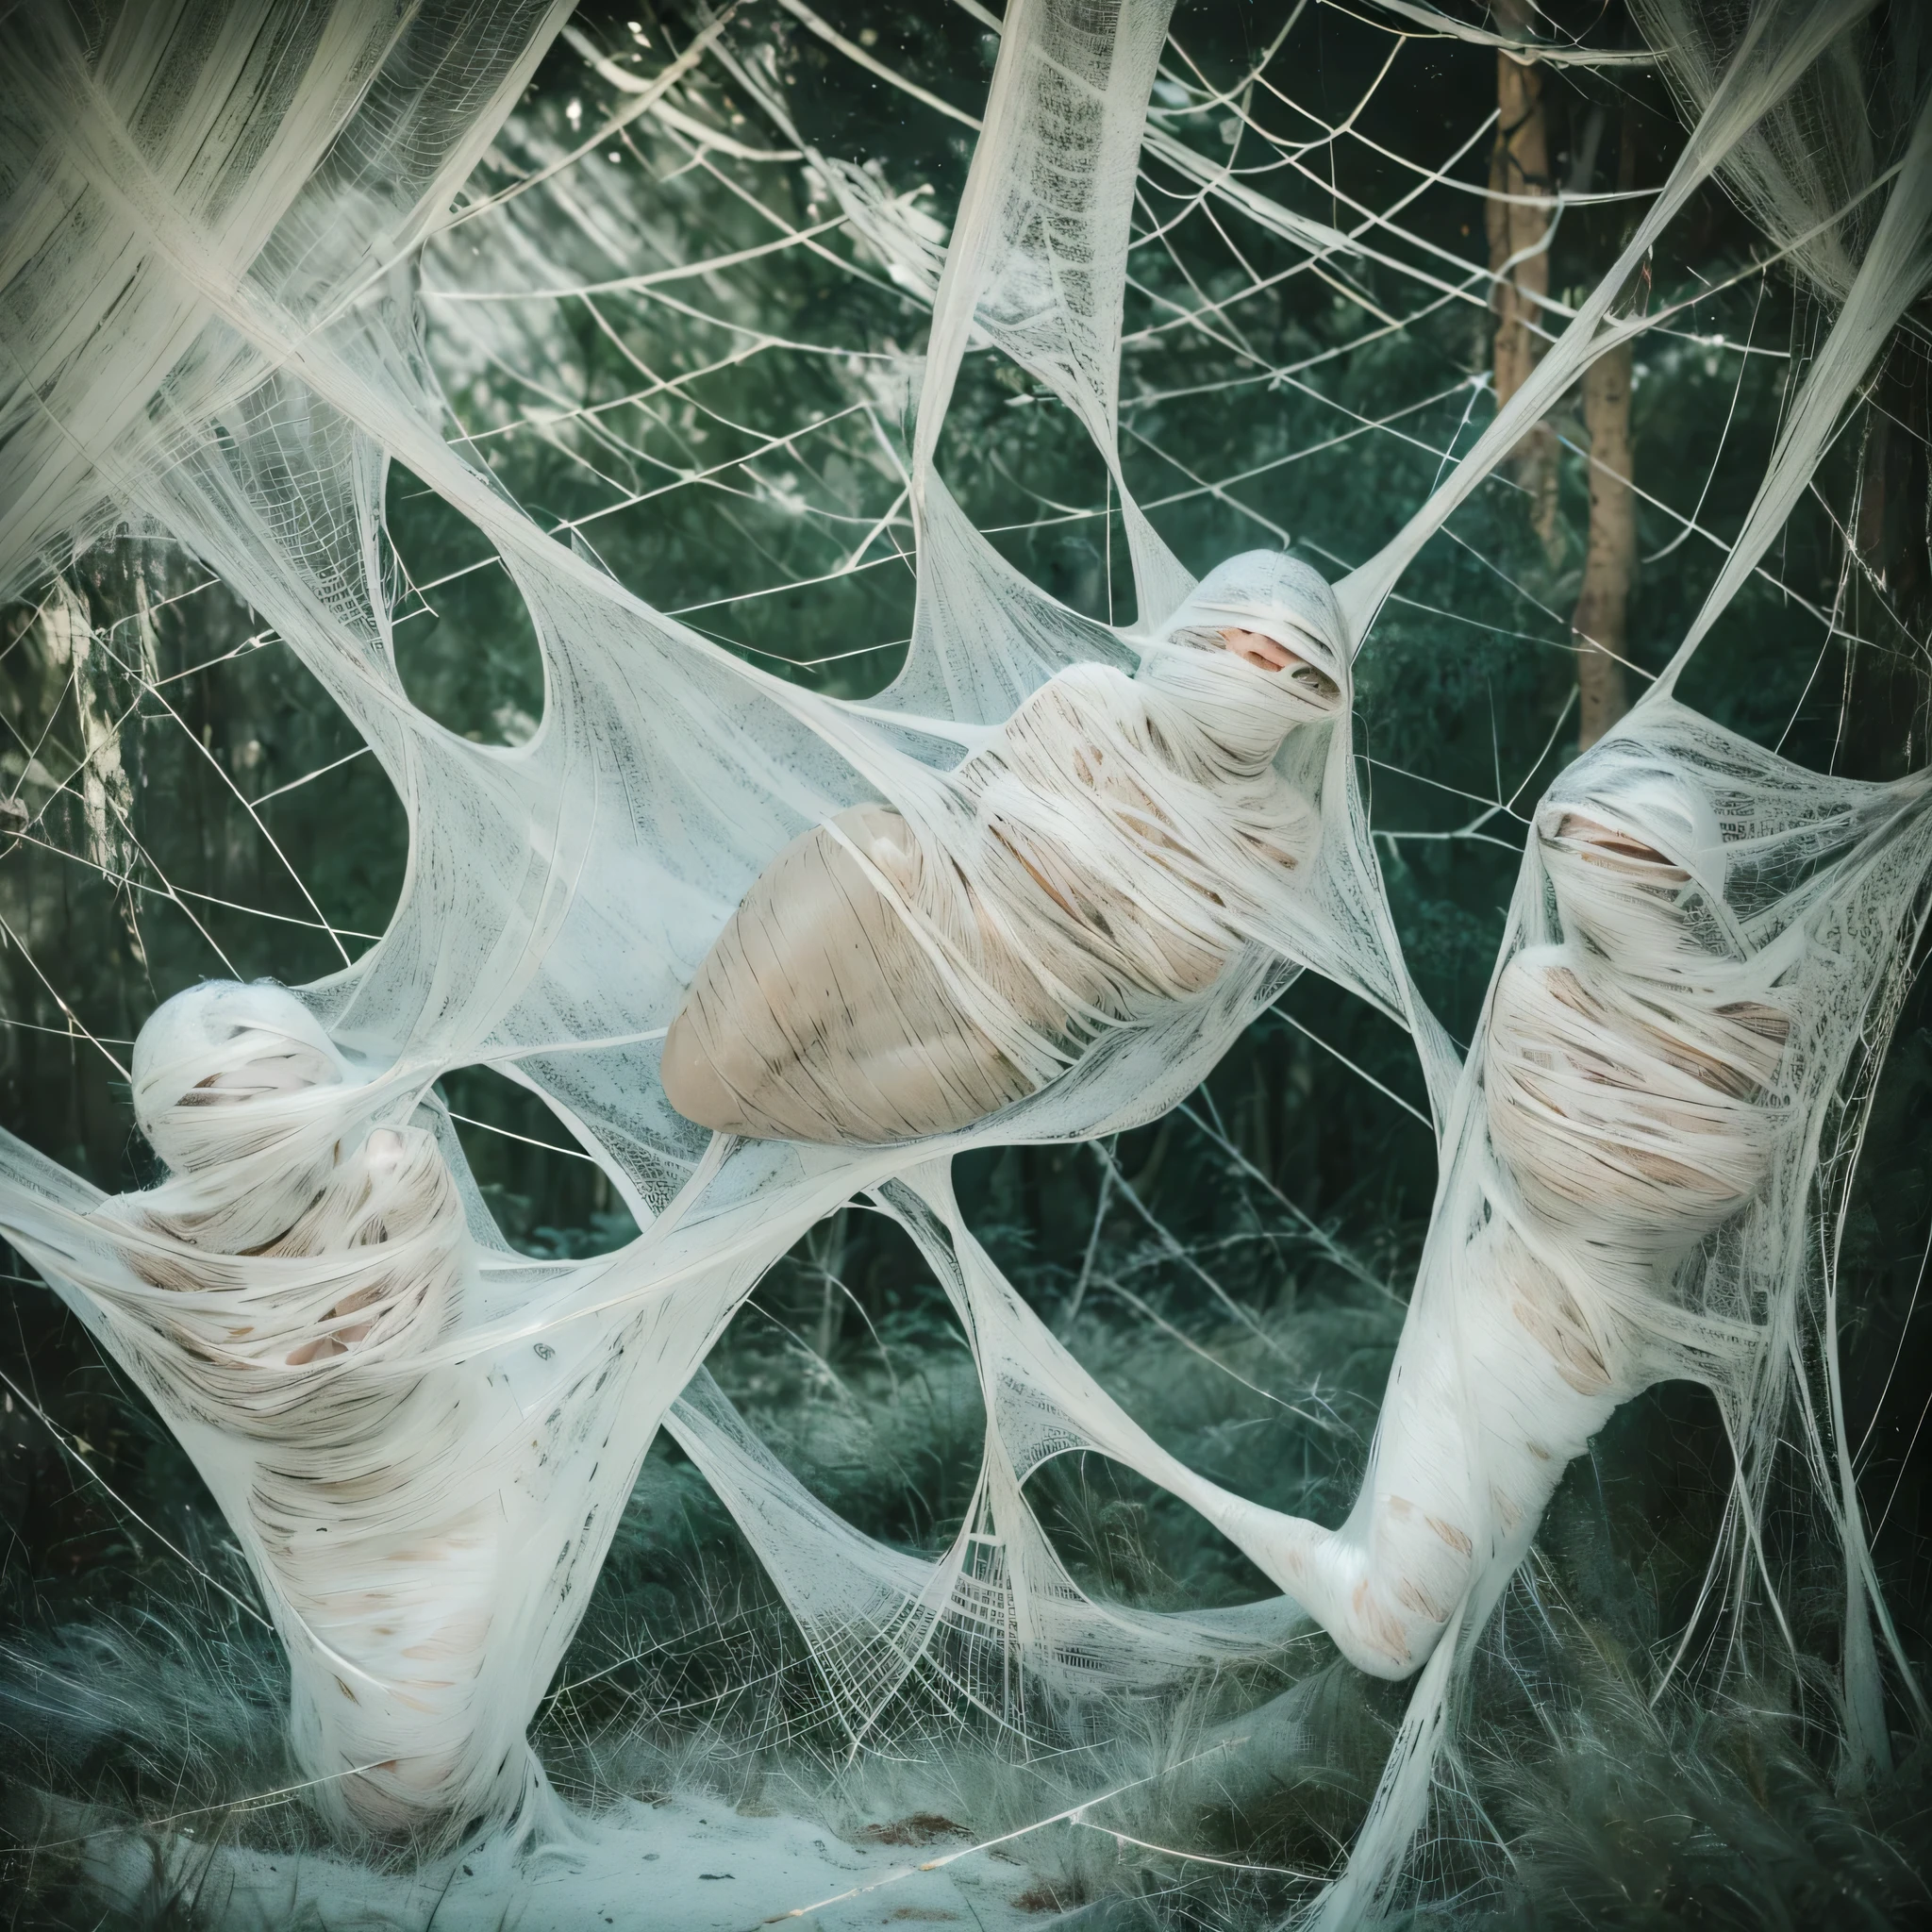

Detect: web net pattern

[1,0,1929,1918]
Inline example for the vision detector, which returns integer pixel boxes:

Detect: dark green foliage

[4,2,1932,1926]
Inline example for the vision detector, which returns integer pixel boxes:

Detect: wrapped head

[134,982,345,1167]
[1137,550,1346,760]
[131,981,360,1250]
[1536,749,1732,966]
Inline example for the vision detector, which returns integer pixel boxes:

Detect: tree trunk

[1573,341,1635,748]
[1844,337,1932,778]
[1487,0,1557,559]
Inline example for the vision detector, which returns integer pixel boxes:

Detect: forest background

[3,1,1932,1924]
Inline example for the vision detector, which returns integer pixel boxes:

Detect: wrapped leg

[1248,1224,1630,1677]
[662,805,1040,1143]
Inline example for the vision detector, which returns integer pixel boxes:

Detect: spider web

[2,0,1928,1921]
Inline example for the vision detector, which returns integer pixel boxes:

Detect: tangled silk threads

[89,986,510,1828]
[1280,749,1805,1681]
[662,553,1345,1143]
[2,0,1931,1916]
[37,977,724,1840]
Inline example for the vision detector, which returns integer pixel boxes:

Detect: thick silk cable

[2,8,1929,1924]
[1334,0,1883,650]
[1648,92,1932,698]
[910,0,1192,630]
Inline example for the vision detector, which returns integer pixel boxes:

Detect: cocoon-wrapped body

[1486,944,1788,1249]
[665,654,1328,1144]
[1279,798,1794,1679]
[97,987,514,1831]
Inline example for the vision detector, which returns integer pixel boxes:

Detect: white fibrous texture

[1288,708,1932,1926]
[1,0,1930,1918]
[663,555,1344,1143]
[43,983,695,1832]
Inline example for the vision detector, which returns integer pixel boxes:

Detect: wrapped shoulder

[1017,659,1143,724]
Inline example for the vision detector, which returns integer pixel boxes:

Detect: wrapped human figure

[1263,746,1798,1678]
[12,978,724,1842]
[663,552,1345,1144]
[3,0,1930,1919]
[90,984,512,1829]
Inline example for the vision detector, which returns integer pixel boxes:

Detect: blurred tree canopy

[4,4,1931,1922]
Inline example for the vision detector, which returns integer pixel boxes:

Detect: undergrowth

[5,1183,1928,1927]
